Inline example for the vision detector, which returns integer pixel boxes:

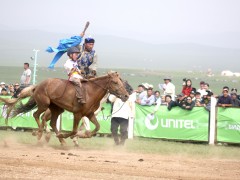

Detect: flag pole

[32,49,39,85]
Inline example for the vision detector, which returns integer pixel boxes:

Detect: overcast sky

[1,0,240,47]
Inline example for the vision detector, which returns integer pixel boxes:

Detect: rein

[90,74,125,98]
[101,101,126,121]
[90,74,127,120]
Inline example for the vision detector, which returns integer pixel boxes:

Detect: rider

[77,37,97,77]
[64,47,86,104]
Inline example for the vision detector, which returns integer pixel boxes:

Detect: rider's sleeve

[108,94,117,103]
[89,53,97,71]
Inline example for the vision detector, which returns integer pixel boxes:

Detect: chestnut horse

[10,72,129,142]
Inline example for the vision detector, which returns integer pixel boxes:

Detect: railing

[0,96,239,144]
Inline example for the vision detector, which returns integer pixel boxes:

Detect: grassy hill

[0,29,240,71]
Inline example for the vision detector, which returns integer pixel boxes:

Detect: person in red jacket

[182,79,193,97]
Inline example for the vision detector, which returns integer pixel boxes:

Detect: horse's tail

[0,85,36,120]
[0,97,18,107]
[10,97,37,118]
[19,85,36,99]
[0,85,36,107]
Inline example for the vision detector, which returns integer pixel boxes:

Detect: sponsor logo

[145,114,196,130]
[228,124,240,131]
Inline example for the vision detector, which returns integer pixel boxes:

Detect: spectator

[231,92,240,107]
[201,91,209,105]
[175,93,185,107]
[160,77,175,100]
[161,95,167,105]
[152,91,162,114]
[217,88,232,107]
[197,81,206,97]
[20,62,31,87]
[190,90,196,101]
[231,88,240,100]
[165,95,177,111]
[8,84,15,96]
[1,87,8,95]
[13,83,21,98]
[0,82,6,92]
[182,79,192,97]
[181,96,195,110]
[135,84,146,104]
[109,94,134,145]
[204,83,211,92]
[153,91,161,105]
[204,91,213,111]
[140,88,155,106]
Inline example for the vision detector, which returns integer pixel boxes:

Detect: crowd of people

[0,62,31,98]
[134,77,240,112]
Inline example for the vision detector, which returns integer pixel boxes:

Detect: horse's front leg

[88,114,100,137]
[57,113,82,139]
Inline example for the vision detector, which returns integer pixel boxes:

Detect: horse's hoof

[32,131,37,136]
[37,132,43,140]
[56,133,64,138]
[45,133,51,143]
[73,140,79,147]
[85,131,92,138]
[60,139,66,146]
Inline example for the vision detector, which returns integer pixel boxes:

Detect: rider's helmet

[67,46,80,56]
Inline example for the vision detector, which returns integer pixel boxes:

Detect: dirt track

[0,140,239,180]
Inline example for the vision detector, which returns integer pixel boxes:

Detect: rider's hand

[80,32,85,37]
[92,70,97,76]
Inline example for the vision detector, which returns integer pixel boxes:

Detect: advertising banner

[0,98,38,129]
[217,107,240,143]
[61,103,112,134]
[134,105,209,141]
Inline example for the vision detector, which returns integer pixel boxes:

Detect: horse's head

[122,80,134,95]
[107,72,129,102]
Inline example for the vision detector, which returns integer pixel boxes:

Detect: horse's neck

[87,76,109,102]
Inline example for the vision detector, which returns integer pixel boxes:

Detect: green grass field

[1,130,240,159]
[0,66,239,95]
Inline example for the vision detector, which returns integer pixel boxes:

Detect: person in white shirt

[135,84,146,104]
[197,81,207,97]
[161,77,175,100]
[140,88,155,106]
[64,46,85,104]
[109,94,135,145]
[152,90,162,114]
[20,63,31,86]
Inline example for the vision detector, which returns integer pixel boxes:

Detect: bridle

[90,74,126,100]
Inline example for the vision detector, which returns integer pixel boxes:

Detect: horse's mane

[88,74,109,81]
[89,71,116,82]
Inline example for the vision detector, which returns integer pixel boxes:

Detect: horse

[41,80,134,145]
[8,72,129,144]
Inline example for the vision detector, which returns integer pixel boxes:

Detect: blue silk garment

[46,36,83,69]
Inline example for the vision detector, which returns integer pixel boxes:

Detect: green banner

[0,97,39,129]
[61,103,112,134]
[217,107,240,143]
[134,104,209,141]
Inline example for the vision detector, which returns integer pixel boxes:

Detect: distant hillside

[0,28,240,71]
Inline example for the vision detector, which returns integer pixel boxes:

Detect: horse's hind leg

[33,107,48,140]
[48,105,65,145]
[41,109,52,143]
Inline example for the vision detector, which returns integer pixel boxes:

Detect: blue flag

[46,35,83,69]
